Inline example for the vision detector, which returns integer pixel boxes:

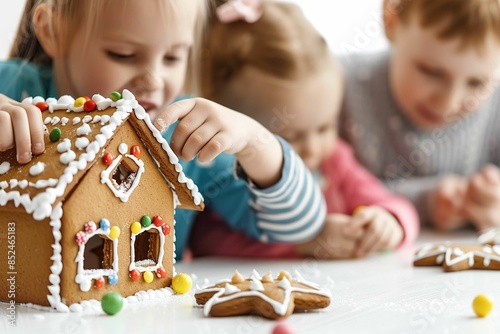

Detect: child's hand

[154,98,283,188]
[433,175,468,230]
[463,165,500,231]
[344,206,403,257]
[294,214,359,259]
[0,94,45,164]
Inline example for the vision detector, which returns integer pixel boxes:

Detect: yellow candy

[109,226,120,240]
[143,271,154,283]
[131,222,142,234]
[74,97,87,108]
[473,294,493,317]
[172,273,192,294]
[353,206,367,215]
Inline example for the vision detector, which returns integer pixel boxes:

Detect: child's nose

[438,85,464,115]
[132,67,163,93]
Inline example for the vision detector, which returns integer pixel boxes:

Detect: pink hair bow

[216,0,263,24]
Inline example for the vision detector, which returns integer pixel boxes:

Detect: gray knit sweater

[339,50,500,224]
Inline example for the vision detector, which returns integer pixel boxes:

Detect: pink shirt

[189,140,419,259]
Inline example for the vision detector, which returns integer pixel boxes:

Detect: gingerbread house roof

[0,90,204,221]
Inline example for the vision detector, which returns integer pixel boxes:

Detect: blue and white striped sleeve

[239,136,327,243]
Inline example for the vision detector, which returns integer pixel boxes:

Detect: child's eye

[107,51,134,60]
[418,64,444,78]
[164,55,180,62]
[468,79,486,89]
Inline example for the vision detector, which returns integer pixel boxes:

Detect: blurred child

[340,0,500,232]
[189,0,419,259]
[0,0,327,260]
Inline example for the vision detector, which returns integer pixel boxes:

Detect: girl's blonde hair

[386,0,500,51]
[9,0,207,95]
[201,0,334,99]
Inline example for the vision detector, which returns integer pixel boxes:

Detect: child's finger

[170,112,207,156]
[26,104,45,155]
[154,98,198,131]
[467,172,500,205]
[180,123,221,161]
[482,165,500,185]
[358,222,381,255]
[0,111,14,152]
[198,131,232,162]
[6,105,32,164]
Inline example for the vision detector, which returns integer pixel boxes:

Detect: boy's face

[53,0,197,120]
[388,15,500,129]
[217,67,342,171]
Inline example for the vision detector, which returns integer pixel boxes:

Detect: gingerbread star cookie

[195,270,331,319]
[414,228,500,272]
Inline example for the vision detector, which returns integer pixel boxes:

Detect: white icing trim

[0,162,10,175]
[444,246,500,268]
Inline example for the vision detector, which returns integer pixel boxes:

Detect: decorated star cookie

[195,270,331,319]
[414,229,500,272]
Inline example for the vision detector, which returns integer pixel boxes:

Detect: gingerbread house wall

[0,211,54,305]
[59,122,175,306]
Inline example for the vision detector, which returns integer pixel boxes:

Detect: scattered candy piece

[129,269,141,281]
[153,215,164,227]
[84,99,96,112]
[109,226,120,240]
[101,292,124,315]
[353,206,366,215]
[110,91,122,102]
[94,277,105,289]
[103,152,114,166]
[108,274,118,285]
[84,221,96,233]
[143,271,154,283]
[172,273,192,294]
[75,231,86,245]
[36,102,48,112]
[49,128,62,142]
[161,224,171,235]
[100,219,110,231]
[156,267,167,278]
[141,215,152,228]
[272,322,296,334]
[130,145,141,158]
[74,97,86,108]
[473,294,493,318]
[131,222,142,234]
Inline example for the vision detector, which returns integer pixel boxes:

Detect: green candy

[110,91,122,102]
[141,215,152,227]
[101,292,124,315]
[49,128,61,142]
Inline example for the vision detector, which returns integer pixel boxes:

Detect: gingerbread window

[101,154,145,202]
[83,235,114,270]
[134,229,160,267]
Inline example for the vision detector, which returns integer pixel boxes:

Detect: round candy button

[101,292,124,315]
[473,294,493,317]
[172,273,192,294]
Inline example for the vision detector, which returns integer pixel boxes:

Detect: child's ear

[383,0,400,42]
[33,4,62,58]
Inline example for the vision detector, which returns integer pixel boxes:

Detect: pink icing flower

[75,231,86,245]
[217,0,263,24]
[85,221,97,233]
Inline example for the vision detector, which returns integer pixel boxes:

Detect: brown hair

[201,0,333,99]
[389,0,500,50]
[9,0,207,95]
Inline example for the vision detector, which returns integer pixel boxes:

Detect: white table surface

[2,229,499,334]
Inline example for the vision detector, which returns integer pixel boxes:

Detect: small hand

[0,94,45,164]
[345,206,403,257]
[463,165,500,231]
[154,98,283,187]
[294,214,359,259]
[433,175,468,230]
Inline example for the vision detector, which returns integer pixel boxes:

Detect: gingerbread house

[0,90,204,312]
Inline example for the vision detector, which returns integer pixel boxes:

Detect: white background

[0,0,388,60]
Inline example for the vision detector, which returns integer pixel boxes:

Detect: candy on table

[473,294,493,318]
[272,322,296,334]
[101,292,124,315]
[172,273,193,294]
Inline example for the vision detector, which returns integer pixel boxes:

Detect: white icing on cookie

[29,162,45,176]
[0,162,10,175]
[119,143,128,155]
